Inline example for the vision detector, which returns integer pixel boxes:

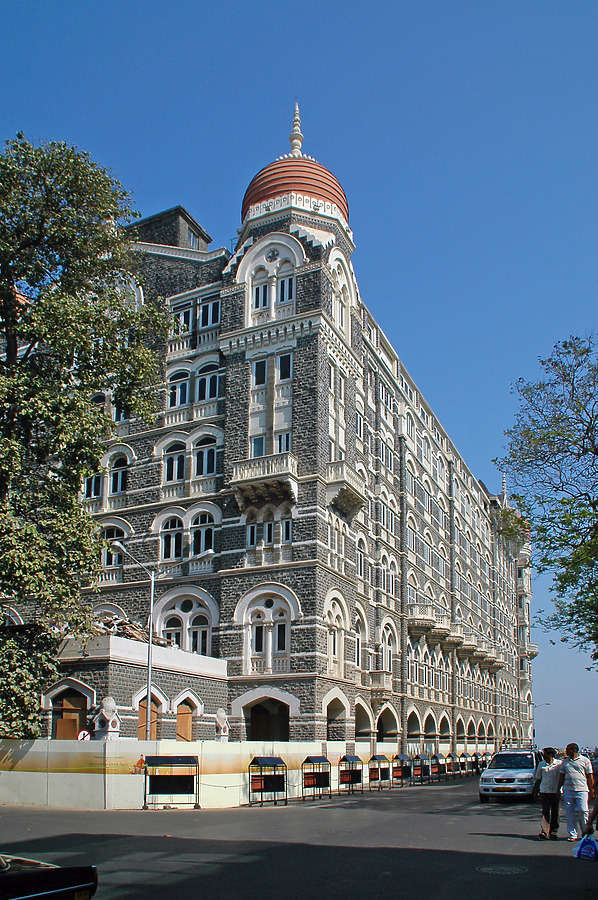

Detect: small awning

[249,756,285,767]
[303,756,330,765]
[145,756,198,767]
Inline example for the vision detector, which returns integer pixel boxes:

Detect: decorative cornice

[134,242,229,263]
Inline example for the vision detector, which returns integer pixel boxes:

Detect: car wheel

[479,793,489,803]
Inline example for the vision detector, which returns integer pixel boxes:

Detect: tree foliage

[497,335,598,659]
[0,623,60,738]
[0,134,167,631]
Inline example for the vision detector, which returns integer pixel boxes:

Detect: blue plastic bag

[574,835,598,860]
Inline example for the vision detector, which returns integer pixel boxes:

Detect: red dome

[242,155,349,222]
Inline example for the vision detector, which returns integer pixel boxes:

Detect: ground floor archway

[247,699,290,741]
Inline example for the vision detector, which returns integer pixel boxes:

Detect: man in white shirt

[557,742,595,841]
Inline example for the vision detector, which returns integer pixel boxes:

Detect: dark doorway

[248,700,290,741]
[52,689,88,739]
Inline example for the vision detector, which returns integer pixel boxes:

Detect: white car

[478,749,541,802]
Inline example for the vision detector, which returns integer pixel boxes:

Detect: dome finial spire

[289,102,303,157]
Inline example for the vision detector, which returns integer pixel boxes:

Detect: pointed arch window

[356,539,366,579]
[382,626,394,673]
[355,619,362,668]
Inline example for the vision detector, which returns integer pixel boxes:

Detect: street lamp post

[532,702,551,748]
[111,541,214,742]
[112,541,156,742]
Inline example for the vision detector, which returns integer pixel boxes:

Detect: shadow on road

[1,831,596,900]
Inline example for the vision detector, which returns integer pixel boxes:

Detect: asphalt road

[0,778,596,900]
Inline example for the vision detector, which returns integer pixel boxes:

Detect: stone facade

[39,136,534,750]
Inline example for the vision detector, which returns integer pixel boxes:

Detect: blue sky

[3,0,597,748]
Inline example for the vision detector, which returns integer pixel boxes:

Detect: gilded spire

[289,103,304,157]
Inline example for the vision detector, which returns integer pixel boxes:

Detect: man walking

[557,742,595,841]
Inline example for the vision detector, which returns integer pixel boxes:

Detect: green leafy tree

[0,134,166,634]
[0,622,60,738]
[497,335,598,659]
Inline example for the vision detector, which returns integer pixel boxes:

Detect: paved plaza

[0,778,595,899]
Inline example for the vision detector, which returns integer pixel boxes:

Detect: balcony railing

[230,452,298,508]
[326,460,366,517]
[407,602,436,635]
[167,333,193,357]
[193,401,219,420]
[98,568,123,584]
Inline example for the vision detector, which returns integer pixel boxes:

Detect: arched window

[356,539,366,579]
[246,599,291,674]
[389,561,398,597]
[380,555,389,593]
[84,473,102,499]
[103,526,124,568]
[195,437,216,477]
[253,268,268,310]
[326,599,345,677]
[197,364,220,402]
[164,615,183,647]
[382,626,394,673]
[277,262,294,304]
[191,512,213,555]
[189,615,209,655]
[355,619,362,668]
[162,517,183,560]
[168,371,189,408]
[157,595,214,655]
[110,456,127,494]
[165,443,185,482]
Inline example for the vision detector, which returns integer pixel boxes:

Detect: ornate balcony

[442,623,464,650]
[167,332,193,359]
[489,655,506,673]
[526,641,539,659]
[369,670,393,706]
[407,602,436,638]
[427,610,451,644]
[230,452,298,509]
[456,626,477,659]
[472,640,489,664]
[326,461,366,517]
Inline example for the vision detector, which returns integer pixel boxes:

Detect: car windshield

[487,753,535,770]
